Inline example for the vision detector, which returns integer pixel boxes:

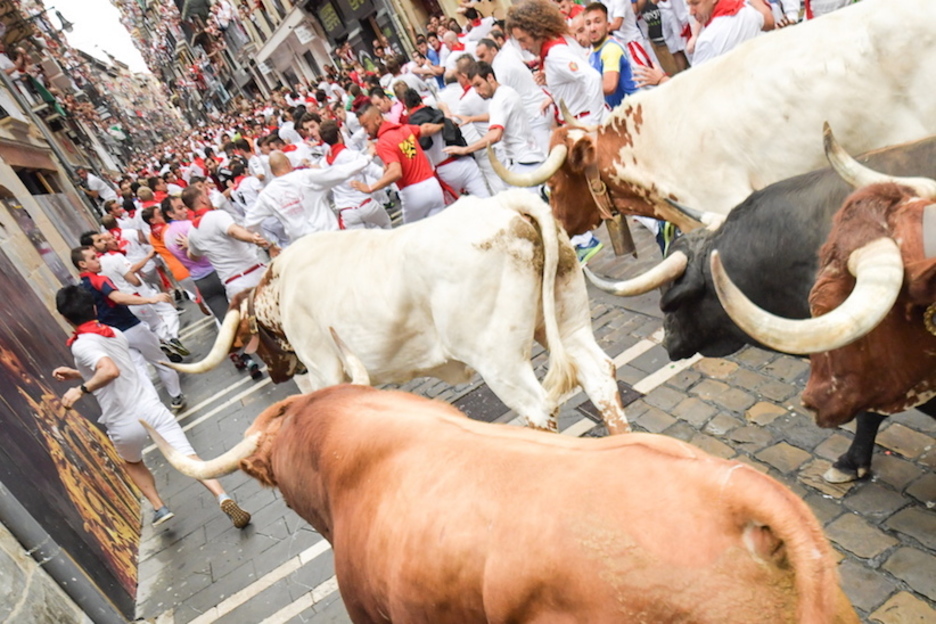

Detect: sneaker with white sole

[169,338,190,356]
[575,239,604,264]
[221,499,251,529]
[153,506,175,526]
[170,394,186,412]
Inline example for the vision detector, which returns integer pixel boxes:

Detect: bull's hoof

[823,464,870,484]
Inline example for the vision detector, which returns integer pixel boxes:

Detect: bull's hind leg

[562,328,630,434]
[472,357,558,432]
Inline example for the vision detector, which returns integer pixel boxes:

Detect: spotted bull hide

[544,0,936,235]
[232,385,858,624]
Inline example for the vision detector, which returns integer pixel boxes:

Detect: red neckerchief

[105,246,127,257]
[79,271,119,307]
[176,179,188,188]
[471,18,482,27]
[150,222,166,242]
[154,190,168,202]
[66,320,115,346]
[108,228,130,254]
[706,0,746,26]
[232,174,246,190]
[539,36,568,67]
[460,83,473,99]
[282,144,298,153]
[326,143,347,166]
[449,42,466,52]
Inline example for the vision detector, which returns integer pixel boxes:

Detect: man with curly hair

[507,0,607,127]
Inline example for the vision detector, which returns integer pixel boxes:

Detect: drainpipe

[0,480,127,624]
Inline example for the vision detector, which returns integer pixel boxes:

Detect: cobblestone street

[138,224,936,624]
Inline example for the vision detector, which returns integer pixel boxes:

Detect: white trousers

[399,177,445,223]
[123,322,182,398]
[437,158,490,198]
[338,198,392,230]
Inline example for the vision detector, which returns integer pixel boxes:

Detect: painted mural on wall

[0,246,139,617]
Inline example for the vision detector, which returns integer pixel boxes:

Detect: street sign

[294,23,315,45]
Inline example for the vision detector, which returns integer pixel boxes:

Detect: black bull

[658,135,936,481]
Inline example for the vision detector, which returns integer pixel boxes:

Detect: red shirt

[375,121,434,188]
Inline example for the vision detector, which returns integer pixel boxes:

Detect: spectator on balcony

[76,167,118,206]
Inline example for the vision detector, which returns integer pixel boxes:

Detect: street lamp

[54,10,74,34]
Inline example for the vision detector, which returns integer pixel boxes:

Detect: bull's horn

[141,420,260,479]
[823,122,936,198]
[166,309,240,374]
[488,143,568,187]
[329,327,370,386]
[559,100,597,132]
[584,251,688,296]
[664,198,726,230]
[710,237,904,354]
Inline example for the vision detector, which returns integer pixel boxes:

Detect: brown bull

[147,385,857,623]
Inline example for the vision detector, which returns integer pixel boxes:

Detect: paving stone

[710,387,756,413]
[870,591,936,623]
[761,357,810,383]
[882,547,936,601]
[891,408,936,434]
[728,368,771,390]
[734,455,772,474]
[617,364,648,385]
[804,492,845,525]
[905,473,936,506]
[629,345,670,373]
[703,412,744,437]
[688,378,730,401]
[671,397,717,427]
[885,508,936,550]
[756,442,812,474]
[772,411,832,450]
[746,401,786,426]
[643,386,684,411]
[873,455,924,490]
[663,369,701,391]
[876,423,934,459]
[839,556,898,613]
[633,405,677,434]
[689,433,736,460]
[694,357,739,379]
[843,483,910,521]
[757,379,799,402]
[727,424,774,451]
[730,346,776,369]
[825,513,899,559]
[798,459,856,499]
[815,433,856,463]
[663,421,698,443]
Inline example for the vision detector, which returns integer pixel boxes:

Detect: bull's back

[306,391,849,622]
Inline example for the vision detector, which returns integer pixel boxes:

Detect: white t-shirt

[86,173,118,203]
[465,16,497,42]
[187,210,262,283]
[120,228,156,274]
[691,4,763,65]
[610,0,643,43]
[443,42,478,75]
[454,85,491,137]
[488,85,545,165]
[99,251,138,294]
[492,45,549,122]
[326,147,386,209]
[246,156,369,242]
[543,38,607,125]
[72,330,166,427]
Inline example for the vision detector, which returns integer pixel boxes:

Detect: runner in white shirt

[77,167,118,204]
[690,0,764,65]
[245,150,369,244]
[442,32,478,77]
[452,55,506,194]
[319,120,392,230]
[463,7,497,42]
[609,0,661,69]
[475,37,552,154]
[444,62,546,194]
[90,230,187,356]
[53,285,251,529]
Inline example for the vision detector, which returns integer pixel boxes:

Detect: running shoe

[153,506,175,526]
[170,394,186,412]
[169,338,190,356]
[575,239,604,264]
[160,345,184,363]
[221,499,251,529]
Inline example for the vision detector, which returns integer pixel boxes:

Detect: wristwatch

[80,384,91,394]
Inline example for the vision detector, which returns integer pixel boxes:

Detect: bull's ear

[905,258,936,304]
[241,453,278,488]
[660,255,704,312]
[567,134,597,173]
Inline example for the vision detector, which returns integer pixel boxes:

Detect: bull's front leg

[824,411,887,483]
[561,328,631,435]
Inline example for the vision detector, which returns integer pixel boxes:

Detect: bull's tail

[506,191,578,404]
[725,464,858,624]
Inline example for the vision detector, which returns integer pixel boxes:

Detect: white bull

[174,190,629,433]
[499,0,936,238]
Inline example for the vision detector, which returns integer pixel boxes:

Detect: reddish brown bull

[147,385,858,624]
